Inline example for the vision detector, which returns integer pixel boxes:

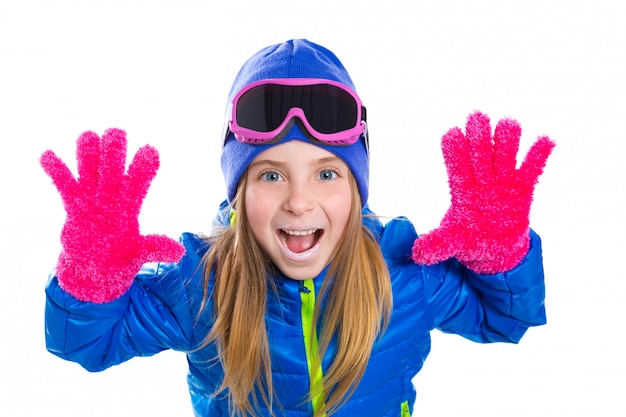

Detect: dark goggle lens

[235,84,358,134]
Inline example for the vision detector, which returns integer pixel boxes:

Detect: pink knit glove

[412,111,555,274]
[40,128,185,303]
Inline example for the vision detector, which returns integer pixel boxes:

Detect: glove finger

[411,227,458,265]
[441,126,473,190]
[493,117,521,179]
[98,128,128,194]
[124,144,160,211]
[465,111,495,184]
[142,234,186,263]
[518,136,555,187]
[40,150,78,203]
[75,131,102,189]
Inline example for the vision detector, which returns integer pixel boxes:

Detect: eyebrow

[317,156,343,165]
[248,159,285,170]
[249,155,343,170]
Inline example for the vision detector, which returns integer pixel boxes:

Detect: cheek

[326,186,353,231]
[245,188,274,234]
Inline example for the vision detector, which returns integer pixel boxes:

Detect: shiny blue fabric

[45,208,546,416]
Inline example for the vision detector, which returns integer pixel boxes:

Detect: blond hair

[200,172,392,416]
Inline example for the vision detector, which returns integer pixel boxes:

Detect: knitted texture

[221,39,370,207]
[412,111,555,274]
[40,128,185,303]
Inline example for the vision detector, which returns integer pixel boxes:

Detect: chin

[275,263,327,281]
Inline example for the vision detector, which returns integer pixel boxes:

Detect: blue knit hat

[221,39,370,207]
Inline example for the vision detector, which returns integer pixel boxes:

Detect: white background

[1,1,624,416]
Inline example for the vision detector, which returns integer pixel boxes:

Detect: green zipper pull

[300,279,326,416]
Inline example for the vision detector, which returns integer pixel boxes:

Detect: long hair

[199,172,392,417]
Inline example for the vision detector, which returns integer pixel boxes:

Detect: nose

[283,181,314,216]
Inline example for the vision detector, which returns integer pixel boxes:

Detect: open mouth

[279,228,323,254]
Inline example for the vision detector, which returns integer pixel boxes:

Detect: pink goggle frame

[225,78,367,146]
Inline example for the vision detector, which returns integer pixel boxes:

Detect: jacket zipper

[300,279,326,416]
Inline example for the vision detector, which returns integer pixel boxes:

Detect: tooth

[283,229,316,236]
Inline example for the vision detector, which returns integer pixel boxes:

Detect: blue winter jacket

[45,208,546,416]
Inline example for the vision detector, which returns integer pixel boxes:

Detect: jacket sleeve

[44,233,208,372]
[422,229,546,343]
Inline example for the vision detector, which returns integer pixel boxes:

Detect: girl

[41,39,555,416]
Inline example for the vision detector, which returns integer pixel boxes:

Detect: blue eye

[262,171,282,182]
[318,169,338,181]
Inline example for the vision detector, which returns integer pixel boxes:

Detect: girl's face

[245,140,353,280]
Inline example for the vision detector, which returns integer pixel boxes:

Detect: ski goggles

[224,78,367,146]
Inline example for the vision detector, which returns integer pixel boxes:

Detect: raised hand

[411,111,554,274]
[40,128,185,303]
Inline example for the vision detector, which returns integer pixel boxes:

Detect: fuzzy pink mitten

[40,128,185,303]
[411,111,555,274]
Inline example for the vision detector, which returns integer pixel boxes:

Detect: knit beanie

[220,39,370,207]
